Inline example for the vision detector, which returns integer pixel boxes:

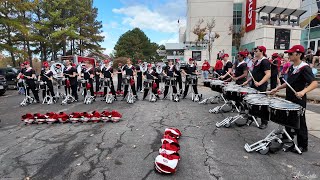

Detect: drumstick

[258,91,271,94]
[248,71,258,84]
[225,71,235,81]
[282,78,302,100]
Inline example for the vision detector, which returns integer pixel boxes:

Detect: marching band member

[163,60,178,99]
[270,53,280,89]
[95,61,102,95]
[63,60,78,101]
[136,60,143,92]
[175,59,183,94]
[116,63,123,94]
[22,61,40,103]
[225,51,248,85]
[142,63,159,100]
[243,46,271,129]
[38,61,55,101]
[219,54,233,81]
[271,45,318,152]
[102,59,117,100]
[17,63,26,94]
[182,58,199,99]
[122,58,138,100]
[83,60,95,99]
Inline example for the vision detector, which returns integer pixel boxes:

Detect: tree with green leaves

[114,28,160,63]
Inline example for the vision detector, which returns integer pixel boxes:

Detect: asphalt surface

[0,87,320,180]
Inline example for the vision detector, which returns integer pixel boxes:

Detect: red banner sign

[245,0,256,32]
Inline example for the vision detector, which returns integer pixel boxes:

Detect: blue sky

[93,0,187,55]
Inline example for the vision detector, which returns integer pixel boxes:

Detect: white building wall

[186,0,233,63]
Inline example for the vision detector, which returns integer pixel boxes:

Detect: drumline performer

[271,45,318,152]
[142,63,159,100]
[175,59,183,94]
[243,46,271,129]
[182,58,199,99]
[82,60,95,99]
[101,59,117,100]
[38,61,56,101]
[17,63,26,94]
[63,60,78,101]
[95,61,102,95]
[136,60,143,92]
[116,63,123,94]
[163,60,178,100]
[122,58,138,100]
[270,53,280,89]
[219,54,233,81]
[21,61,40,103]
[225,51,248,85]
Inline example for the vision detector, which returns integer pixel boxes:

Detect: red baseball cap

[255,46,267,55]
[189,58,194,61]
[238,51,247,57]
[72,63,76,67]
[42,62,49,67]
[271,53,279,58]
[285,45,305,53]
[222,54,229,58]
[24,61,30,65]
[147,63,152,67]
[104,59,110,64]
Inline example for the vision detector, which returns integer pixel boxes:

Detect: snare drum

[104,78,111,87]
[210,80,225,93]
[269,102,302,129]
[143,79,153,89]
[165,76,176,86]
[39,81,46,90]
[243,94,266,104]
[18,79,24,88]
[247,97,284,120]
[187,75,197,85]
[237,87,258,102]
[203,79,211,87]
[222,85,241,101]
[122,76,131,85]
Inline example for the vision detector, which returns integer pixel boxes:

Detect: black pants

[26,81,40,101]
[84,80,94,97]
[183,78,198,98]
[285,114,308,148]
[176,75,183,91]
[41,81,55,99]
[143,83,158,100]
[163,79,177,98]
[95,76,100,93]
[137,75,142,91]
[123,82,137,98]
[65,83,78,100]
[104,80,116,97]
[117,76,122,91]
[270,74,278,90]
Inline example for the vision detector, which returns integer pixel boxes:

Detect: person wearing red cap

[182,58,199,99]
[218,54,233,81]
[163,59,179,101]
[82,60,95,99]
[271,45,318,152]
[101,59,117,100]
[243,46,271,129]
[63,59,78,101]
[116,63,123,94]
[270,53,280,89]
[136,60,143,92]
[214,59,223,77]
[142,63,159,100]
[122,58,138,100]
[38,61,55,101]
[21,60,40,103]
[225,52,248,85]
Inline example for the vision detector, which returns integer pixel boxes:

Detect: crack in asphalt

[141,169,153,180]
[202,134,221,180]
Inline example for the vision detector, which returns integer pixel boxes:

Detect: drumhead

[269,102,301,110]
[243,94,266,101]
[247,97,271,106]
[239,87,257,94]
[210,80,224,85]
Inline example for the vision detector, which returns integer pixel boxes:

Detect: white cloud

[158,33,179,45]
[104,48,114,55]
[112,5,184,33]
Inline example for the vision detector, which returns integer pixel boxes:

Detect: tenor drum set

[202,78,304,155]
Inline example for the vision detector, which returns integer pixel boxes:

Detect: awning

[257,6,307,17]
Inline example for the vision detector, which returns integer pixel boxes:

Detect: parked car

[0,67,19,89]
[0,75,7,96]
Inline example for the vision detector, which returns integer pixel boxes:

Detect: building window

[233,3,243,31]
[274,29,291,50]
[192,51,201,61]
[310,41,315,51]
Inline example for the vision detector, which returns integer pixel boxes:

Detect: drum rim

[269,102,302,110]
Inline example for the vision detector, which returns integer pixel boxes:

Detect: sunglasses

[288,53,294,56]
